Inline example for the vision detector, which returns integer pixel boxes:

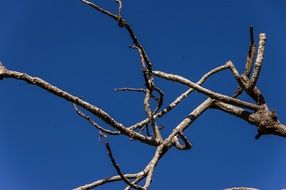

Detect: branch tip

[250,25,254,45]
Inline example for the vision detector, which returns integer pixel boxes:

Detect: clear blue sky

[1,1,286,190]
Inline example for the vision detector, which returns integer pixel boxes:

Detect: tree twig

[102,136,144,190]
[73,103,120,135]
[115,87,164,113]
[73,172,144,190]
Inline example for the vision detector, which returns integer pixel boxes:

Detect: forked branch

[1,1,285,190]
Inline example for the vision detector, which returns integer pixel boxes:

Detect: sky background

[0,0,286,190]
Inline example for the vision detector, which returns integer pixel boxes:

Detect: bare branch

[233,26,256,98]
[129,63,234,131]
[130,45,153,88]
[226,61,247,89]
[212,101,252,122]
[115,87,146,93]
[73,103,120,135]
[0,65,158,146]
[242,77,266,105]
[212,101,286,139]
[74,172,144,190]
[144,89,162,140]
[143,145,167,189]
[244,25,256,78]
[115,0,122,19]
[172,132,192,150]
[130,45,156,131]
[1,1,284,189]
[250,33,266,87]
[124,174,146,190]
[115,87,164,114]
[225,188,259,190]
[81,0,118,20]
[153,87,164,113]
[166,98,214,142]
[81,1,151,67]
[103,136,144,190]
[153,70,259,110]
[81,0,163,140]
[139,98,214,188]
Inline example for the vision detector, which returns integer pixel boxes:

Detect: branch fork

[1,1,285,190]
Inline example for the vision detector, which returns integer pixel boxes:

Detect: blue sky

[0,0,286,189]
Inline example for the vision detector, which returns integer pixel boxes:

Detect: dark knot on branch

[248,106,284,139]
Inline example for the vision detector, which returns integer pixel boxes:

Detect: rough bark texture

[1,1,285,190]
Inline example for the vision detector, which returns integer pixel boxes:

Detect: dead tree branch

[73,172,144,190]
[103,136,144,190]
[1,1,285,189]
[73,104,121,135]
[250,33,266,88]
[129,62,244,131]
[233,25,256,98]
[153,69,259,110]
[0,64,158,146]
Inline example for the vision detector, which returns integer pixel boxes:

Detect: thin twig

[81,0,118,20]
[153,87,164,113]
[115,87,146,93]
[233,26,256,98]
[244,25,256,78]
[81,0,151,68]
[115,87,164,113]
[226,61,247,89]
[73,103,120,135]
[115,0,123,19]
[73,172,144,190]
[103,136,144,190]
[130,45,157,137]
[81,0,160,140]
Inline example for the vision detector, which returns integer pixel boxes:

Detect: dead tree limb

[1,1,285,189]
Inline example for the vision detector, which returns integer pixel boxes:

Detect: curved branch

[73,172,144,190]
[129,63,233,130]
[233,25,256,98]
[172,132,192,150]
[81,0,151,67]
[103,136,144,190]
